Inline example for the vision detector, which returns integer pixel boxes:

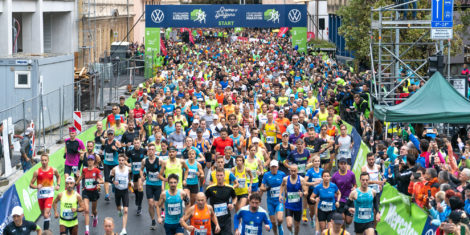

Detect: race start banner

[145,5,307,28]
[292,27,307,52]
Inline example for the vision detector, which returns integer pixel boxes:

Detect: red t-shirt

[213,137,233,156]
[133,108,146,119]
[82,167,102,191]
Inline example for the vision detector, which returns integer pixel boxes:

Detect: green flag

[291,27,307,53]
[144,27,160,78]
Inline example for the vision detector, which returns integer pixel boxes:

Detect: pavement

[36,185,356,235]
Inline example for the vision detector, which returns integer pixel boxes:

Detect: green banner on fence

[144,27,161,79]
[291,27,307,53]
[351,141,370,184]
[377,184,428,235]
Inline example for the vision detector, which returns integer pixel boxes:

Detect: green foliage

[307,39,336,48]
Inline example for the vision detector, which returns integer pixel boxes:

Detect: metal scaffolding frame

[80,0,97,70]
[369,1,450,106]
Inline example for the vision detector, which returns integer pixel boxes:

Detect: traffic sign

[431,0,454,28]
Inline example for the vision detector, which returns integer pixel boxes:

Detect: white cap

[193,119,200,124]
[25,127,34,135]
[11,206,23,216]
[252,137,260,143]
[270,160,279,167]
[65,176,75,183]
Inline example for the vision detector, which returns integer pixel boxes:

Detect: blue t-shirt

[162,104,175,114]
[164,125,176,136]
[287,150,309,176]
[313,183,339,212]
[306,167,324,190]
[234,205,272,235]
[262,171,286,203]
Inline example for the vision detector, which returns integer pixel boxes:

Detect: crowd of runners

[4,28,470,235]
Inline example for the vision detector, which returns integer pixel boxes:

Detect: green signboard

[144,27,161,78]
[292,27,307,53]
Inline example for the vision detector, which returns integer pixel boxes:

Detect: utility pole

[127,0,129,42]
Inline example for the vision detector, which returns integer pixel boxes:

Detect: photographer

[393,152,418,195]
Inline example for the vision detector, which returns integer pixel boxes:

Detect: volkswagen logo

[151,9,164,24]
[288,9,302,23]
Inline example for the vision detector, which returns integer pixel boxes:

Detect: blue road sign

[431,0,454,28]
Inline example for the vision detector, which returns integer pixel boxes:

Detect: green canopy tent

[374,72,470,123]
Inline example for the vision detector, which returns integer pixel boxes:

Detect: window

[15,71,31,89]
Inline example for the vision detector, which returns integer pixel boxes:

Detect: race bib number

[358,208,372,220]
[132,162,141,172]
[61,209,75,220]
[266,136,275,144]
[298,164,306,174]
[188,169,197,179]
[214,203,228,217]
[72,166,79,174]
[174,142,184,150]
[270,186,281,198]
[287,192,300,203]
[105,152,114,162]
[117,176,127,187]
[194,228,207,235]
[94,144,102,154]
[38,187,54,199]
[115,136,122,142]
[238,178,246,188]
[245,225,259,235]
[168,203,181,216]
[320,201,334,211]
[84,179,96,189]
[148,172,159,182]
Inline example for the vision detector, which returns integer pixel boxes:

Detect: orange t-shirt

[276,118,290,139]
[215,93,225,104]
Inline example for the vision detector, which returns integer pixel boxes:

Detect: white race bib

[168,203,181,216]
[238,177,246,188]
[38,187,54,199]
[194,228,207,235]
[132,162,141,172]
[266,136,275,144]
[358,207,372,220]
[188,169,198,179]
[269,186,281,198]
[214,203,228,217]
[245,225,259,235]
[148,171,159,182]
[287,192,301,203]
[84,179,96,189]
[61,209,75,220]
[298,164,306,174]
[174,142,184,150]
[105,152,114,162]
[94,144,102,154]
[72,166,79,174]
[320,201,334,211]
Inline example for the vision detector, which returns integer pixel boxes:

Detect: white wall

[308,0,329,41]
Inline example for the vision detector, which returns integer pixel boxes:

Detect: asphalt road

[37,184,356,235]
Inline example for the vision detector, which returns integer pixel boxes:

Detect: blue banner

[145,5,307,28]
[0,186,21,233]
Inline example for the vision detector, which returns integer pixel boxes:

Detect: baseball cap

[308,123,315,129]
[87,155,95,160]
[193,119,200,124]
[196,127,204,133]
[107,129,114,134]
[252,137,260,143]
[282,132,289,137]
[270,160,279,167]
[11,206,23,216]
[66,176,75,183]
[338,158,348,163]
[25,127,35,135]
[197,98,204,102]
[169,146,178,151]
[289,94,295,98]
[332,213,344,224]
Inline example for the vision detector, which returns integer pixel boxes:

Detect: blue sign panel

[431,0,454,28]
[145,5,307,28]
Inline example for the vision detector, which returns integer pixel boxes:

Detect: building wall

[262,0,298,3]
[307,1,328,41]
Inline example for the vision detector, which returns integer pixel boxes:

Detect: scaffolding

[80,0,97,70]
[369,0,451,106]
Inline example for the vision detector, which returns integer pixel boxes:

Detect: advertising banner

[307,32,315,41]
[377,184,428,235]
[291,27,307,52]
[277,27,289,37]
[0,186,21,233]
[145,5,307,28]
[144,27,161,78]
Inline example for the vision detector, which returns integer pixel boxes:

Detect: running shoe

[150,220,157,230]
[136,207,142,216]
[118,209,123,217]
[302,213,308,223]
[85,232,89,235]
[120,229,127,235]
[310,219,315,229]
[105,194,110,201]
[93,216,98,227]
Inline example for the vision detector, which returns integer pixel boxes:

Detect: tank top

[229,134,242,155]
[60,191,79,227]
[366,165,380,192]
[354,188,374,223]
[145,157,162,186]
[186,160,199,186]
[129,149,145,175]
[278,144,291,173]
[318,110,328,124]
[94,131,104,154]
[285,175,302,211]
[103,139,118,165]
[210,170,232,185]
[37,167,54,199]
[159,151,169,161]
[165,189,183,225]
[326,228,346,235]
[264,122,277,144]
[326,125,336,137]
[234,167,249,195]
[194,139,206,153]
[191,204,212,235]
[114,166,129,190]
[165,159,183,190]
[245,157,259,183]
[114,126,126,140]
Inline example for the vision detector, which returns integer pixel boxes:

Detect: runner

[161,146,189,190]
[232,155,253,211]
[126,138,147,215]
[279,164,308,235]
[205,167,238,235]
[180,192,221,235]
[64,127,85,190]
[209,155,238,186]
[4,206,42,235]
[53,176,85,235]
[260,160,286,235]
[273,132,295,175]
[103,217,119,235]
[29,154,61,231]
[361,152,384,193]
[184,149,204,205]
[335,124,353,168]
[110,154,132,235]
[321,213,351,235]
[262,112,279,153]
[229,125,245,156]
[305,155,324,230]
[234,193,272,235]
[347,172,380,235]
[140,143,164,230]
[75,155,103,234]
[310,171,341,233]
[156,174,189,235]
[102,129,122,202]
[245,145,264,192]
[331,158,356,225]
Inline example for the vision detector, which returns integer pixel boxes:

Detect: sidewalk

[0,75,145,195]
